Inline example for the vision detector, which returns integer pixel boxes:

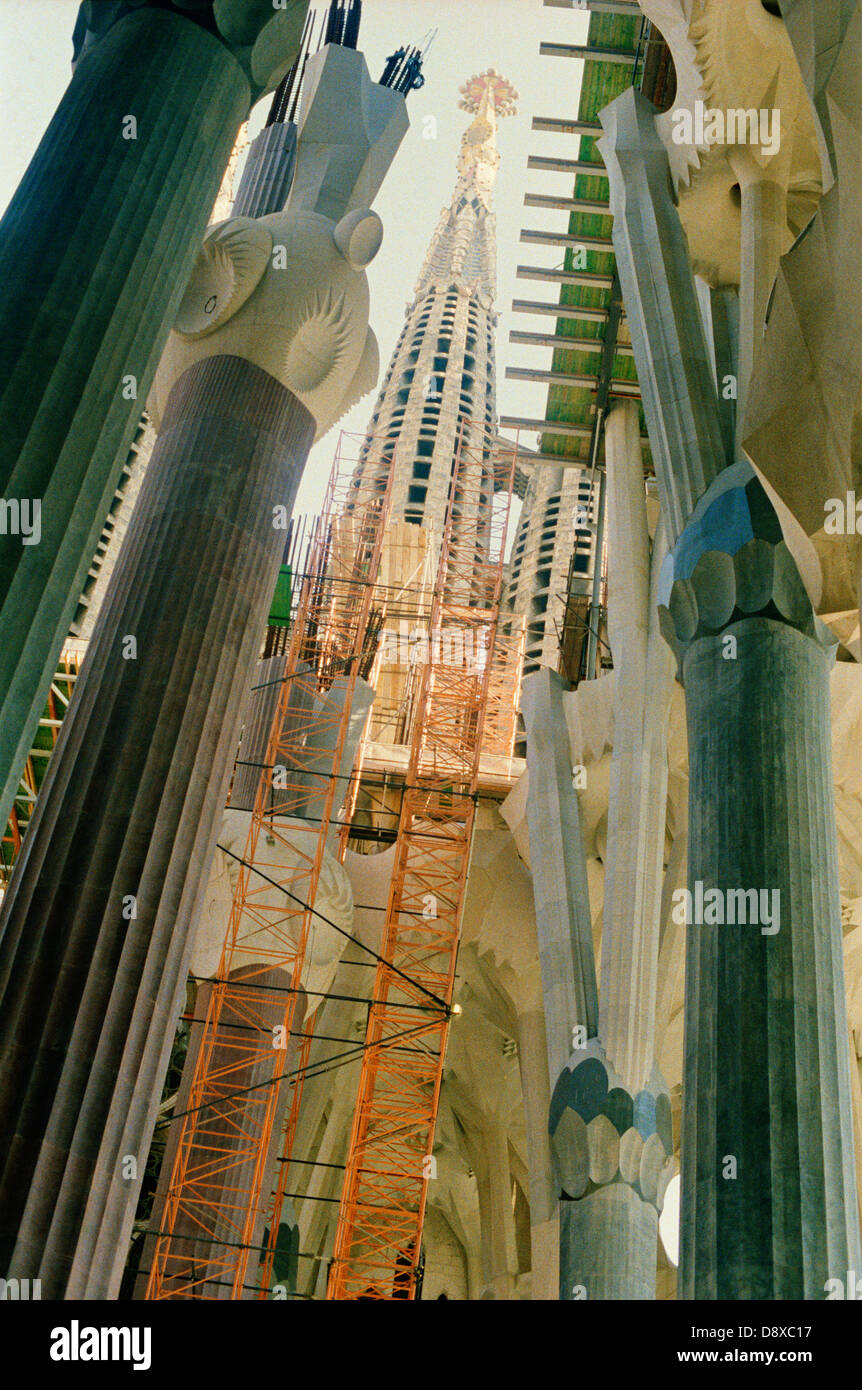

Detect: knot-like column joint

[73,0,309,100]
[657,463,835,678]
[549,1039,673,1213]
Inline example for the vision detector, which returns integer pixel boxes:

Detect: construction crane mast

[326,425,520,1299]
[146,433,394,1299]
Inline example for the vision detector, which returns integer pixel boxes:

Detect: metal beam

[510,328,616,350]
[497,449,593,468]
[532,116,603,136]
[505,366,641,395]
[512,299,608,324]
[527,154,608,177]
[539,42,638,62]
[544,0,640,11]
[500,416,594,439]
[510,332,634,357]
[521,228,613,249]
[524,192,610,214]
[517,264,614,290]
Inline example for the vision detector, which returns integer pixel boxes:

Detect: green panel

[268,563,292,626]
[542,12,651,469]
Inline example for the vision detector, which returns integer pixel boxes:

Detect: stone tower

[506,462,600,675]
[356,70,517,537]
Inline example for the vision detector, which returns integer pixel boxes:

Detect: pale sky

[0,0,590,517]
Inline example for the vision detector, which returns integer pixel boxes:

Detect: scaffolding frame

[326,425,520,1300]
[1,646,83,884]
[145,433,394,1300]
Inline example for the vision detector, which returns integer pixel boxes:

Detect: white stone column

[599,400,675,1092]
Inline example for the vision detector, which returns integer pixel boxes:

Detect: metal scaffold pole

[145,432,394,1300]
[326,424,521,1300]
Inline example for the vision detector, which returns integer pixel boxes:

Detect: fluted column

[602,81,861,1298]
[681,619,859,1297]
[232,124,298,219]
[0,36,406,1298]
[658,483,862,1296]
[0,0,306,830]
[0,355,314,1297]
[599,400,675,1090]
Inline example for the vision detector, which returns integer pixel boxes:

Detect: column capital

[73,0,308,102]
[549,1039,673,1215]
[657,463,835,676]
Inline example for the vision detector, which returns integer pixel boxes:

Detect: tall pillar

[599,400,675,1089]
[658,476,861,1297]
[485,1123,519,1301]
[522,667,674,1299]
[520,668,598,1082]
[0,0,307,829]
[515,1009,558,1300]
[601,85,861,1297]
[0,39,407,1298]
[0,356,314,1298]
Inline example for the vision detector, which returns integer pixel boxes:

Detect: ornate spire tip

[458,68,519,118]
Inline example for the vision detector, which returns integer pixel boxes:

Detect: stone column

[734,172,786,449]
[602,84,861,1298]
[232,123,298,220]
[515,1009,557,1300]
[485,1123,519,1301]
[0,39,406,1299]
[521,443,675,1298]
[0,0,306,830]
[658,476,862,1298]
[600,400,675,1090]
[0,356,315,1298]
[520,668,598,1081]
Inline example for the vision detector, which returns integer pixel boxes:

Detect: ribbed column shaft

[0,355,314,1298]
[521,668,597,1080]
[680,618,861,1298]
[0,8,249,830]
[599,400,674,1092]
[232,123,298,219]
[230,654,298,811]
[560,1186,658,1300]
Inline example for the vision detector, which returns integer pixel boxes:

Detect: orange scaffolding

[1,646,83,885]
[145,433,394,1300]
[326,425,519,1300]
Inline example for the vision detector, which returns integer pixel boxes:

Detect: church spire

[456,69,518,206]
[414,69,517,303]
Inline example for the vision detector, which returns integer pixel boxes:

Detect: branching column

[601,85,861,1297]
[0,0,307,829]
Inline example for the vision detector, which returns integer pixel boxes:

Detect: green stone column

[0,355,315,1299]
[602,84,861,1301]
[659,471,862,1299]
[550,1041,673,1300]
[0,0,306,831]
